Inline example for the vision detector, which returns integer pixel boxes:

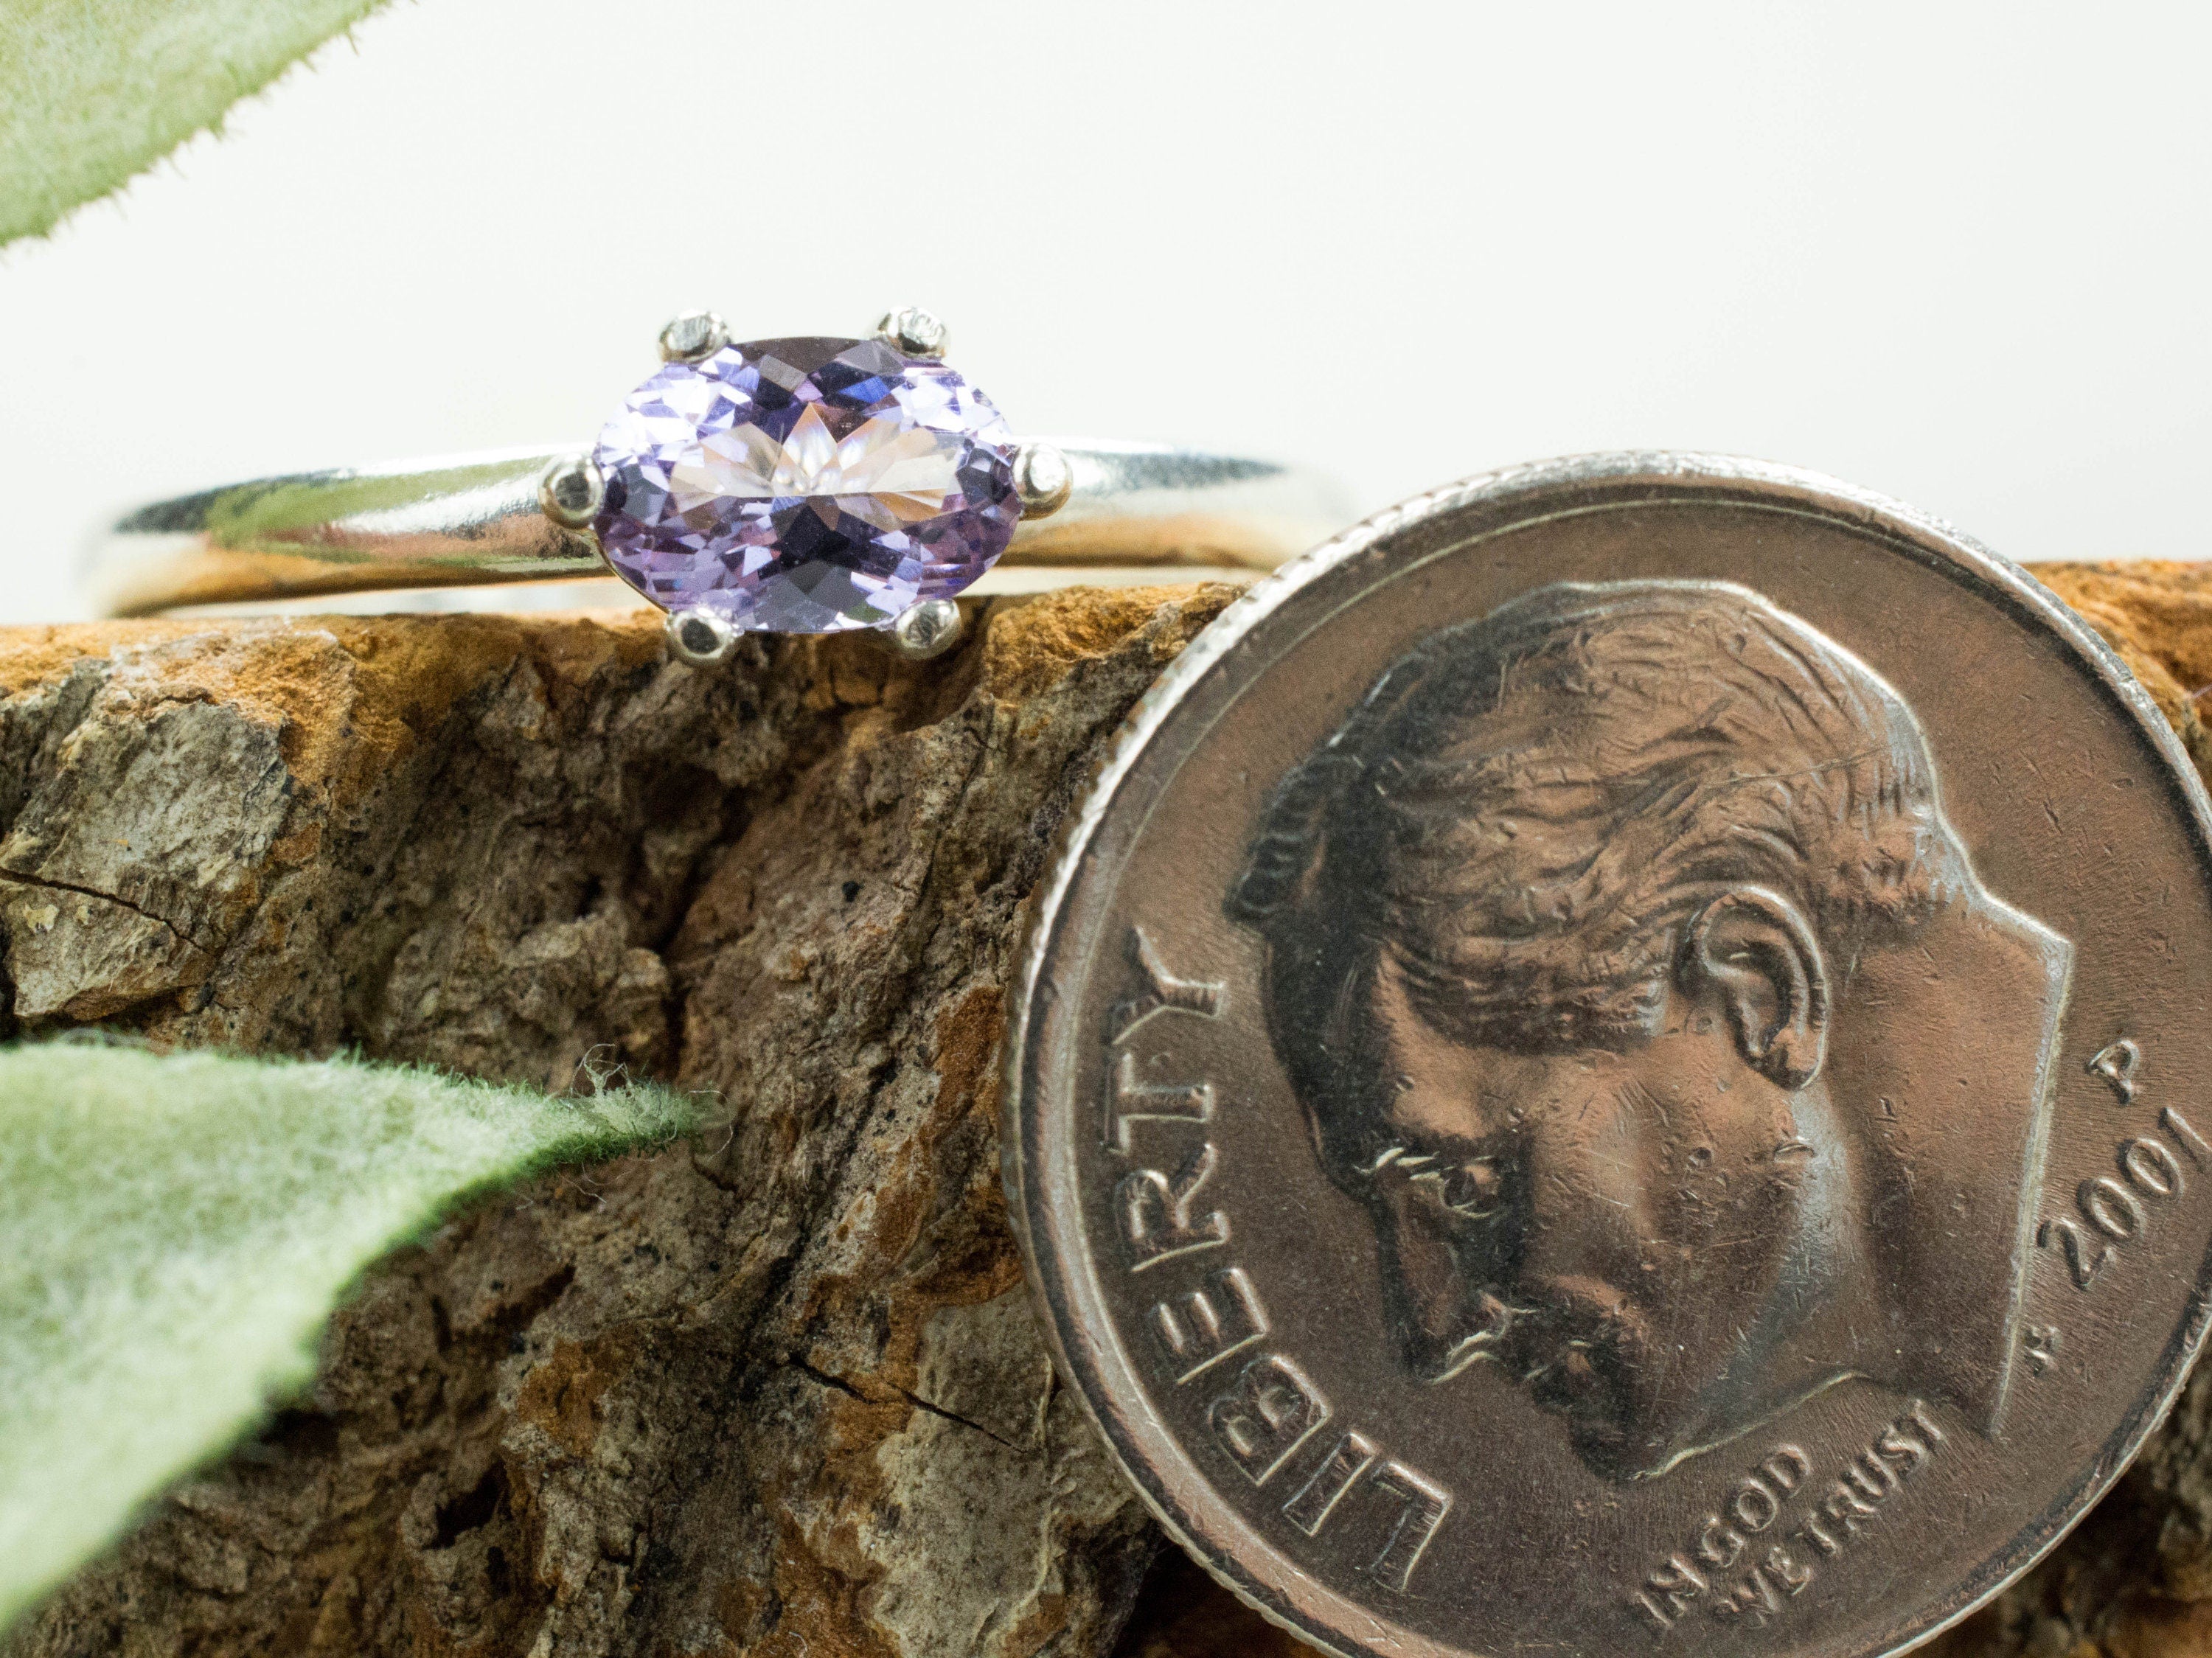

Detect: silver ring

[87,308,1348,663]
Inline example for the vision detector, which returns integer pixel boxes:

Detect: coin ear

[1687,887,1830,1090]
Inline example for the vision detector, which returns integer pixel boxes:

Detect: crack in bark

[892,1384,1020,1453]
[0,868,209,952]
[791,1360,1021,1452]
[790,1358,871,1406]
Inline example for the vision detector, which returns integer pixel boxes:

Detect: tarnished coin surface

[1005,454,2212,1658]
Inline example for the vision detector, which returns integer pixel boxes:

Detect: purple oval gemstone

[590,336,1020,633]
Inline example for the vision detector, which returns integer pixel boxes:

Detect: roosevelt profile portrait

[1228,579,2073,1480]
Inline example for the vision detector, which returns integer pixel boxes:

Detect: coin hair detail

[1230,580,1961,1159]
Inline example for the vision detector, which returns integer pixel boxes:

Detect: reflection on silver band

[87,439,1347,618]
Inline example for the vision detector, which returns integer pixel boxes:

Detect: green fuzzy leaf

[1,0,392,245]
[0,1043,703,1630]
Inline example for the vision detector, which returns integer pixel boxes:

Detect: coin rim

[1004,450,2212,1658]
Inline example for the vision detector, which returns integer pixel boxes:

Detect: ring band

[88,439,1343,619]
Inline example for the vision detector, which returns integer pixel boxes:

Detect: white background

[3,2,2208,621]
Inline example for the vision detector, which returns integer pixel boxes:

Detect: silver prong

[875,306,949,360]
[885,599,964,661]
[538,453,605,529]
[664,605,740,667]
[658,310,729,364]
[1012,442,1074,520]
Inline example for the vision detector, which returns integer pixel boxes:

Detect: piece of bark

[8,567,2212,1658]
[0,587,1238,1658]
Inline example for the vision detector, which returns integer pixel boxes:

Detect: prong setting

[538,453,605,529]
[1013,442,1074,520]
[886,599,964,661]
[665,605,740,667]
[876,307,950,360]
[658,310,730,364]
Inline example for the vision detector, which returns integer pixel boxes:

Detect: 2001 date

[2038,1038,2208,1291]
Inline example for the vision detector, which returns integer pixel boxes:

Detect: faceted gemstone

[590,336,1020,633]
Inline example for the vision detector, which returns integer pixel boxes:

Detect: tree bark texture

[1,565,2211,1657]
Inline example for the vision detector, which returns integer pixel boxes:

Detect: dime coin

[1005,453,2212,1657]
